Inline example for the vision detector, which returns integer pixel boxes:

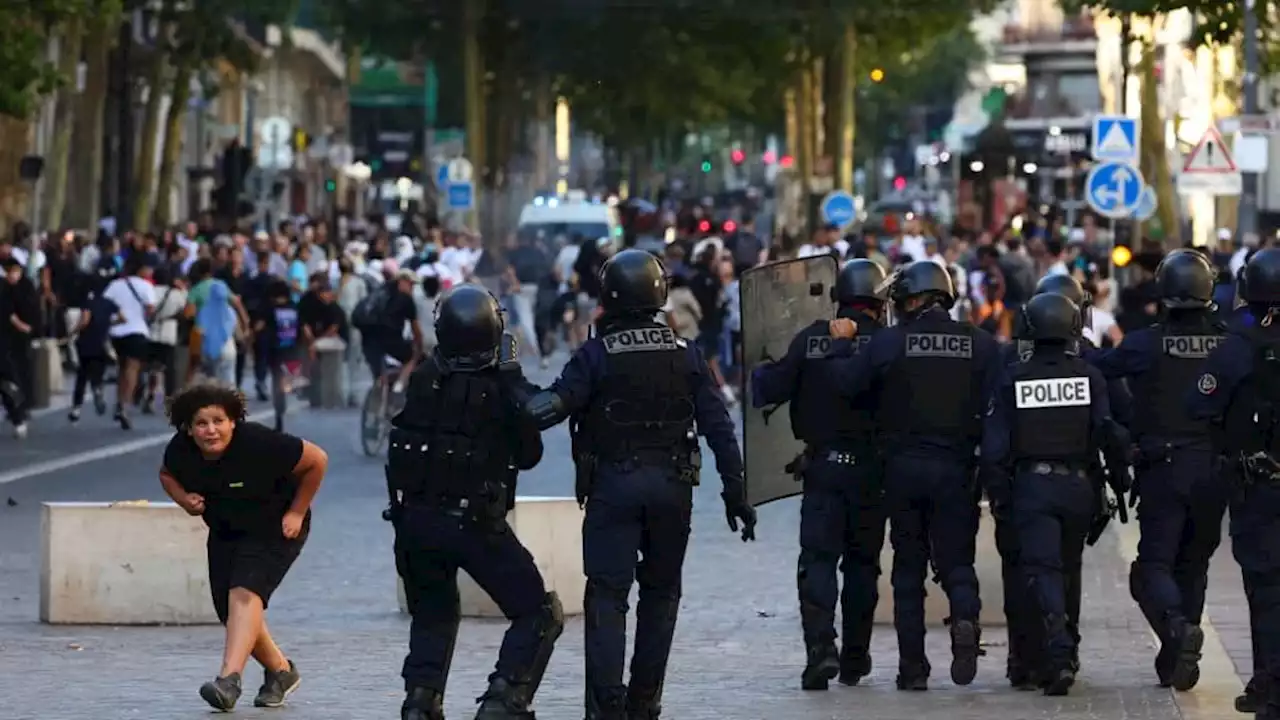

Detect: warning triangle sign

[1183,127,1238,174]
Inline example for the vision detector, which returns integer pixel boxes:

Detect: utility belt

[404,483,510,532]
[1238,451,1280,487]
[1133,438,1209,470]
[787,440,878,482]
[1013,458,1089,478]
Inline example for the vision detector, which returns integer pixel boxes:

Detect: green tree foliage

[1060,0,1277,68]
[0,0,110,119]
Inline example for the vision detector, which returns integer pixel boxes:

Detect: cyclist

[358,261,424,393]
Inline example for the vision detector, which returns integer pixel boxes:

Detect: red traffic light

[698,219,711,233]
[780,155,794,168]
[730,149,745,165]
[723,220,737,233]
[762,150,777,165]
[893,176,906,191]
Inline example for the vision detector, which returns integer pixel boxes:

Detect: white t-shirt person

[103,274,156,339]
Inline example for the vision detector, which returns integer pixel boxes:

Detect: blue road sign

[446,182,474,211]
[820,190,856,228]
[1086,162,1144,219]
[1132,186,1157,222]
[1092,115,1140,163]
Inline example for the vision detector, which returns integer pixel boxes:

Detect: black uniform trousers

[582,462,693,713]
[1130,444,1229,637]
[993,512,1044,674]
[398,503,548,693]
[797,448,886,658]
[1230,481,1280,714]
[0,333,32,424]
[883,450,981,667]
[1012,463,1094,667]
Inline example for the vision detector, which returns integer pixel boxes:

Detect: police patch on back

[1015,377,1091,408]
[603,327,684,354]
[805,334,869,359]
[906,333,972,358]
[1162,335,1223,358]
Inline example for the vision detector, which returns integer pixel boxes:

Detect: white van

[517,191,621,245]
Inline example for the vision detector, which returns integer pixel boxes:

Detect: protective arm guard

[526,389,570,431]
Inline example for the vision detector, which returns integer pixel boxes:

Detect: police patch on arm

[1014,377,1091,408]
[603,327,685,353]
[1197,373,1217,395]
[905,333,972,358]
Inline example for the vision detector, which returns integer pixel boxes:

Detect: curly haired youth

[166,382,249,432]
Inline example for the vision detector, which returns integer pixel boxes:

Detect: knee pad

[539,592,565,638]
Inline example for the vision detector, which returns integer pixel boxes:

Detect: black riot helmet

[1033,273,1090,308]
[1023,292,1083,342]
[599,248,668,313]
[1155,249,1216,309]
[833,259,888,307]
[434,284,505,371]
[1242,247,1280,306]
[888,260,955,311]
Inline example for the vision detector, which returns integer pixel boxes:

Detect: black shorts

[207,533,305,623]
[111,334,150,361]
[362,336,413,379]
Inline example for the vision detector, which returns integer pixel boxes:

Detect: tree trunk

[68,12,117,230]
[44,15,85,232]
[1137,42,1176,245]
[463,0,486,240]
[152,57,192,228]
[0,117,34,235]
[131,48,167,231]
[837,23,857,192]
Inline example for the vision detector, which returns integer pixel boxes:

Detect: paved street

[0,357,1252,719]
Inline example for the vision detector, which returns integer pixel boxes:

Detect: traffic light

[730,148,745,165]
[893,176,906,191]
[700,157,712,173]
[779,155,794,168]
[723,220,737,233]
[698,219,711,233]
[324,178,337,192]
[870,68,885,83]
[762,150,777,165]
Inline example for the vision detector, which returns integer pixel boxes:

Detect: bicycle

[360,356,408,457]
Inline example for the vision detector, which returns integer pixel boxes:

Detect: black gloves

[721,481,757,542]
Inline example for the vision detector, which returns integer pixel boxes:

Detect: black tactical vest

[793,318,878,447]
[1133,323,1225,439]
[410,366,515,500]
[879,314,977,438]
[1009,354,1093,461]
[586,322,696,460]
[1223,328,1280,456]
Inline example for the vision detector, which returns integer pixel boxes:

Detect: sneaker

[254,660,301,708]
[199,673,242,712]
[68,407,81,424]
[13,423,27,440]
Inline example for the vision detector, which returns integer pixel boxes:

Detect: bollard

[309,336,347,409]
[30,338,59,409]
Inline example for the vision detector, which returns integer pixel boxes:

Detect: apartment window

[1057,73,1101,115]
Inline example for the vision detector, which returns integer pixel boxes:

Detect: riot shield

[739,255,839,507]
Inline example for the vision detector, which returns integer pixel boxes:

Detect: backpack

[351,286,391,331]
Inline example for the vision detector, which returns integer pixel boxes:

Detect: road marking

[1113,520,1241,719]
[0,409,277,485]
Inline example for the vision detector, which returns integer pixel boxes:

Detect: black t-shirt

[372,289,417,344]
[163,422,308,541]
[305,301,344,338]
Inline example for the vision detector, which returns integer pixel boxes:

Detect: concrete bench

[873,502,1005,626]
[40,501,218,625]
[398,496,585,618]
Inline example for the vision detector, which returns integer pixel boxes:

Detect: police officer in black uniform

[750,259,888,690]
[1187,247,1280,720]
[386,285,562,720]
[523,249,755,720]
[1000,274,1133,686]
[827,260,1002,690]
[1087,249,1227,691]
[980,292,1130,696]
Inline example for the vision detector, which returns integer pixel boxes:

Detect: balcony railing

[1001,13,1098,47]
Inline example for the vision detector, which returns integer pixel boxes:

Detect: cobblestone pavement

[0,358,1248,719]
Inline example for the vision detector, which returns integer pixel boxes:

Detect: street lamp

[970,160,985,173]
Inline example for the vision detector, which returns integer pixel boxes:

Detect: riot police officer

[523,249,756,720]
[827,260,1002,690]
[1187,246,1280,719]
[1087,249,1227,691]
[1001,274,1133,686]
[980,292,1130,696]
[750,259,888,690]
[386,285,562,720]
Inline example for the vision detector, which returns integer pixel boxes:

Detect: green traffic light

[700,161,712,173]
[324,180,336,192]
[371,159,383,171]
